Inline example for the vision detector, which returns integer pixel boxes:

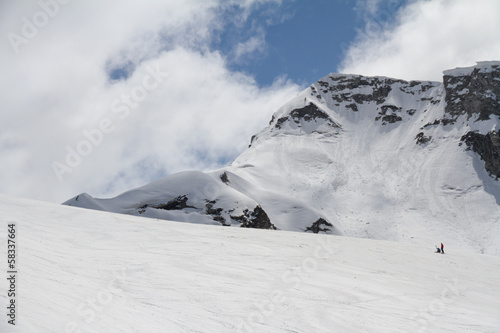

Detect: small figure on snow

[441,243,444,254]
[435,246,441,253]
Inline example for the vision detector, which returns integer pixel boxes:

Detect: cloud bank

[341,0,500,81]
[2,0,499,204]
[0,0,299,202]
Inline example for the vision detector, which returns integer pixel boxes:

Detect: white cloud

[354,0,385,17]
[340,0,500,81]
[0,0,300,203]
[233,30,267,63]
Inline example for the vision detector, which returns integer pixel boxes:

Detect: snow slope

[1,194,500,333]
[229,65,500,255]
[64,61,500,256]
[0,196,500,333]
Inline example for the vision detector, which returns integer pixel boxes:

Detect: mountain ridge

[64,61,500,256]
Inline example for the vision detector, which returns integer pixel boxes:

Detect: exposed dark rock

[212,216,227,224]
[151,195,196,210]
[230,214,246,223]
[220,172,229,184]
[346,103,358,112]
[415,132,432,145]
[231,206,276,230]
[275,103,341,129]
[381,114,402,124]
[443,66,500,120]
[422,118,457,128]
[331,95,343,103]
[249,135,257,147]
[137,195,197,214]
[376,105,403,124]
[399,87,415,95]
[398,81,438,94]
[275,116,288,129]
[318,80,329,88]
[440,118,455,126]
[289,103,328,122]
[420,83,436,92]
[320,76,439,113]
[461,130,500,179]
[305,218,333,233]
[422,119,442,128]
[268,115,275,126]
[380,105,401,113]
[324,76,398,105]
[205,200,228,226]
[406,109,417,116]
[138,204,147,214]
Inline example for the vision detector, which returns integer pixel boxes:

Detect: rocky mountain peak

[63,61,500,255]
[443,61,500,121]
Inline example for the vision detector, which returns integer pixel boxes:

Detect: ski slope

[1,194,499,332]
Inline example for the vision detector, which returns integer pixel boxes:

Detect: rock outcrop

[461,130,500,179]
[443,62,500,121]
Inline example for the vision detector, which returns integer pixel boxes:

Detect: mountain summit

[64,61,500,255]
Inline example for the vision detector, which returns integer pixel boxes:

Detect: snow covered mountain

[64,61,500,256]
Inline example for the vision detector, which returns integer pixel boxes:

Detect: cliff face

[443,62,500,120]
[64,61,500,255]
[441,62,500,179]
[461,129,500,179]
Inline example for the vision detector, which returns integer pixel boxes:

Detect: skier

[441,243,444,254]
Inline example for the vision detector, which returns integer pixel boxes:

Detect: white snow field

[1,194,499,333]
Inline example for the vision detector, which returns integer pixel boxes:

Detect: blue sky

[1,0,499,202]
[216,0,408,86]
[220,0,361,86]
[105,0,368,85]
